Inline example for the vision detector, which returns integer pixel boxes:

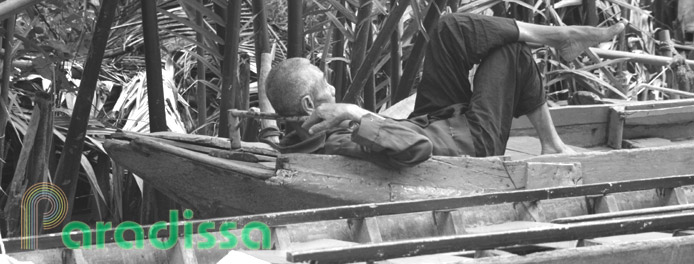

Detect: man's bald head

[266,58,334,116]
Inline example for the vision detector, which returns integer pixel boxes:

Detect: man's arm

[303,103,433,167]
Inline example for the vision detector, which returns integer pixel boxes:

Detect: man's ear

[300,95,315,114]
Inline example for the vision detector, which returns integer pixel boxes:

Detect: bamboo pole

[53,0,118,225]
[233,53,249,143]
[195,0,207,135]
[342,0,412,104]
[635,84,694,98]
[656,30,678,99]
[141,0,167,132]
[141,0,177,222]
[389,0,402,107]
[229,109,309,122]
[219,0,241,137]
[238,53,250,111]
[287,0,303,58]
[392,0,448,104]
[214,2,226,54]
[331,0,347,102]
[589,47,694,68]
[0,12,15,184]
[252,0,279,142]
[523,42,694,67]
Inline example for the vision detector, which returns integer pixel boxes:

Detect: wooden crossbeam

[7,175,694,253]
[287,212,694,263]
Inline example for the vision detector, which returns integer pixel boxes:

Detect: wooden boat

[5,173,694,263]
[103,99,694,218]
[7,99,694,263]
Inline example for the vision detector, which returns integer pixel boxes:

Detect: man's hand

[302,103,370,134]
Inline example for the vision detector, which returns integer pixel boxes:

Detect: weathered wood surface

[103,138,356,217]
[278,153,520,196]
[511,99,694,147]
[104,131,694,220]
[507,144,694,184]
[114,130,277,155]
[472,235,694,264]
[287,212,694,263]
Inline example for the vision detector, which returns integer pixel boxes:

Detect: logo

[21,182,69,249]
[62,210,271,250]
[19,182,271,250]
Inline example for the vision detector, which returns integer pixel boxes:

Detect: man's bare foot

[541,144,578,155]
[552,22,626,61]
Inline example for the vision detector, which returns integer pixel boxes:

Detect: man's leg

[516,21,625,61]
[412,13,625,117]
[467,42,567,156]
[526,103,575,154]
[411,13,521,117]
[413,13,624,156]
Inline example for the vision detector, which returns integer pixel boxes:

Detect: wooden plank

[607,106,625,149]
[105,139,356,218]
[623,138,674,149]
[115,131,278,155]
[524,162,582,189]
[511,123,607,147]
[470,235,694,264]
[511,99,694,130]
[279,154,521,192]
[624,105,694,126]
[624,122,694,142]
[508,144,694,184]
[510,100,694,147]
[114,132,226,154]
[519,162,584,223]
[511,104,611,130]
[126,137,274,179]
[287,212,694,263]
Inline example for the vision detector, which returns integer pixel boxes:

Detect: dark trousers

[411,13,546,157]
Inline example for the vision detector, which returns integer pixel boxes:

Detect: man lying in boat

[264,13,625,168]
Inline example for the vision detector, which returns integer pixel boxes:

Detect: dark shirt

[279,104,474,168]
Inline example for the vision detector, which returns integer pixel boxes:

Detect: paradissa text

[61,209,271,250]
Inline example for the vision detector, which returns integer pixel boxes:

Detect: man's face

[310,70,336,107]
